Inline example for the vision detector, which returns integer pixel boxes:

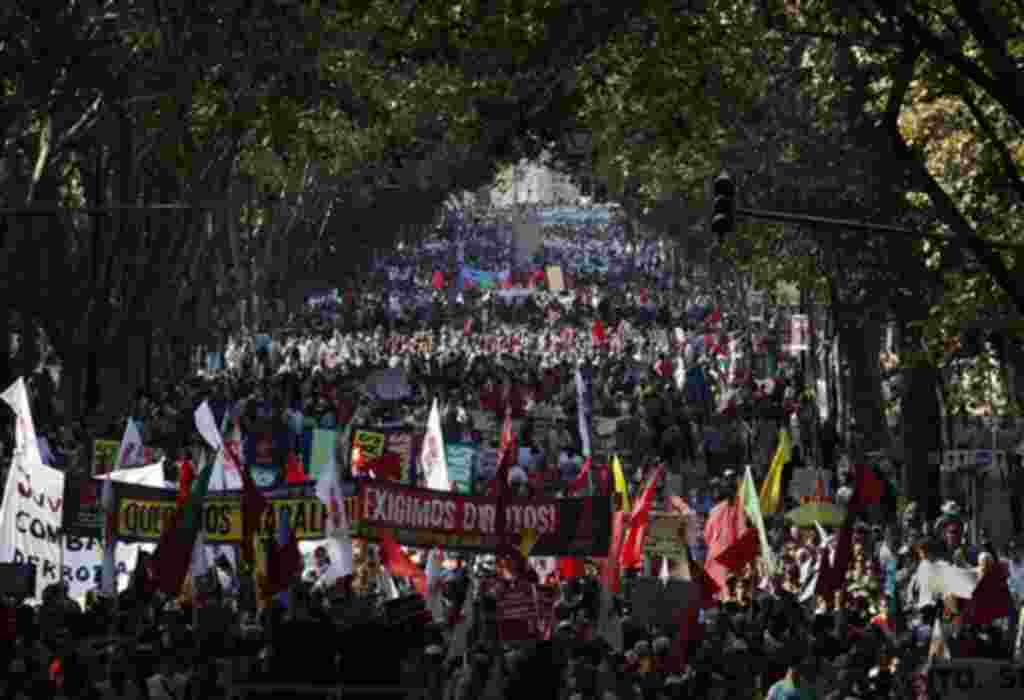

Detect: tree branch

[892,6,1024,127]
[951,0,1021,85]
[959,87,1024,205]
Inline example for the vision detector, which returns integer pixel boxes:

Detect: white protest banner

[0,456,141,601]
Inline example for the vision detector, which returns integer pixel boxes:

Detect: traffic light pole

[736,206,1024,251]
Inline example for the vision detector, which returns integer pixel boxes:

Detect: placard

[352,430,386,461]
[496,584,540,641]
[61,471,104,537]
[546,266,565,293]
[445,444,478,494]
[92,439,120,477]
[644,513,688,557]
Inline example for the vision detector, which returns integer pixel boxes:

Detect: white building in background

[488,158,580,207]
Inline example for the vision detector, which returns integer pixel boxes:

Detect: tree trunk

[838,314,889,454]
[901,358,942,520]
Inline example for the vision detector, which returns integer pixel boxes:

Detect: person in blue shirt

[766,652,817,700]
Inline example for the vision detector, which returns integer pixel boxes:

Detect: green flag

[152,454,216,595]
[740,465,775,574]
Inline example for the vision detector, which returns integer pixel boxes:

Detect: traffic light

[710,171,736,239]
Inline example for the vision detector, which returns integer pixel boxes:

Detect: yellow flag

[759,428,791,515]
[611,455,630,513]
[519,528,539,558]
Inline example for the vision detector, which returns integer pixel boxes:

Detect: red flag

[567,457,593,495]
[431,270,445,290]
[379,530,427,596]
[285,452,307,484]
[601,511,630,594]
[229,441,270,567]
[825,513,856,597]
[619,465,665,570]
[592,319,607,345]
[266,512,303,595]
[176,458,195,508]
[702,498,748,592]
[486,410,517,496]
[492,410,517,549]
[713,528,760,573]
[559,557,586,581]
[969,564,1013,626]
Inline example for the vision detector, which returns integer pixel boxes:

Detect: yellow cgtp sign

[116,495,361,543]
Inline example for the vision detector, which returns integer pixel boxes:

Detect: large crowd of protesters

[2,202,1024,700]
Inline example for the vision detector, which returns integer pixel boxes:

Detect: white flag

[210,419,243,491]
[116,418,146,469]
[659,556,670,584]
[421,399,450,491]
[194,400,224,453]
[1,378,42,466]
[575,368,591,457]
[315,452,353,583]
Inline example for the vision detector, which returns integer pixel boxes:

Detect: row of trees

[539,0,1024,515]
[1,1,1020,514]
[0,0,643,419]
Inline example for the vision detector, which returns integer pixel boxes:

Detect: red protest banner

[354,480,611,556]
